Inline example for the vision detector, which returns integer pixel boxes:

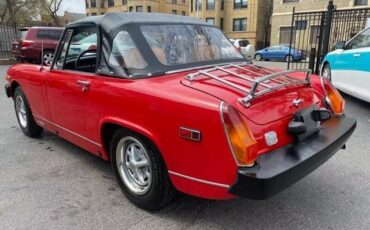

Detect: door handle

[76,80,91,92]
[353,53,361,58]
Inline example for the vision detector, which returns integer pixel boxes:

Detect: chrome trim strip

[33,113,102,147]
[168,170,230,189]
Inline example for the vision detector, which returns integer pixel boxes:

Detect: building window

[354,0,368,5]
[221,0,224,10]
[172,10,177,14]
[234,0,248,9]
[108,0,114,7]
[101,13,105,15]
[295,20,307,30]
[182,11,186,16]
[172,0,177,3]
[233,18,247,31]
[91,12,97,16]
[91,0,96,7]
[206,0,215,10]
[129,6,133,12]
[280,26,296,44]
[122,0,127,5]
[86,13,89,16]
[182,0,186,3]
[206,17,215,25]
[310,25,320,44]
[196,0,202,10]
[283,0,299,3]
[86,0,89,8]
[136,6,143,12]
[147,6,151,12]
[100,0,104,8]
[220,18,224,30]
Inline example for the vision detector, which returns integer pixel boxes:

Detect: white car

[229,39,255,60]
[321,27,370,103]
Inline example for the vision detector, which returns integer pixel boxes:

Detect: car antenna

[40,40,44,71]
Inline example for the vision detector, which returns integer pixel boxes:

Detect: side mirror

[334,41,346,50]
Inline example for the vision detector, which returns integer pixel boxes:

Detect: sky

[59,0,86,15]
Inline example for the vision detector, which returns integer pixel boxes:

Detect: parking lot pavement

[1,64,370,230]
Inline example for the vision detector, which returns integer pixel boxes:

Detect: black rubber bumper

[229,115,357,200]
[4,84,11,98]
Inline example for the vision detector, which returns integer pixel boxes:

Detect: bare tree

[40,0,64,26]
[1,0,39,24]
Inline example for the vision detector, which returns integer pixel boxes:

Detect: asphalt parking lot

[1,64,369,230]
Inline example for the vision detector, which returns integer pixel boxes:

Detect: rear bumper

[229,115,357,199]
[4,84,11,98]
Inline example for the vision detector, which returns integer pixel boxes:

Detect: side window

[108,30,147,69]
[54,29,73,70]
[53,27,98,73]
[67,27,97,60]
[346,28,370,49]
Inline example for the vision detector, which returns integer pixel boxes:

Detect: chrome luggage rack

[186,63,312,107]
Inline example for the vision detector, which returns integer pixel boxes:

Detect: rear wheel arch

[100,121,163,162]
[10,81,20,97]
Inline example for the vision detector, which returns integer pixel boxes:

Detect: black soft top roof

[67,12,209,32]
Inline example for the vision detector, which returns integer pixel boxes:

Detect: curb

[0,59,17,65]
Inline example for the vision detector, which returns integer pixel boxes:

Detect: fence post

[287,7,295,70]
[321,0,335,60]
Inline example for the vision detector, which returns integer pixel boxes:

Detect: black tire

[285,55,293,62]
[110,129,176,211]
[13,87,43,137]
[254,53,262,61]
[322,63,332,81]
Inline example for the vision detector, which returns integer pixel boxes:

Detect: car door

[332,27,370,101]
[46,27,100,153]
[266,46,279,59]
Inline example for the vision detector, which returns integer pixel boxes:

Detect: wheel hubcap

[43,53,54,65]
[116,137,152,195]
[322,67,331,79]
[15,96,27,128]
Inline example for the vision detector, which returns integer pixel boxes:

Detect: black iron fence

[0,22,58,59]
[287,1,370,74]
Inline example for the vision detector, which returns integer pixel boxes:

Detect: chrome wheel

[286,55,293,62]
[322,65,331,80]
[43,52,54,65]
[15,95,27,128]
[255,54,262,61]
[116,137,152,195]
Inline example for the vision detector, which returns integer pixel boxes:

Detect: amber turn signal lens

[322,78,345,115]
[220,102,258,167]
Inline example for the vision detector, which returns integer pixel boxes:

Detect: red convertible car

[4,13,356,210]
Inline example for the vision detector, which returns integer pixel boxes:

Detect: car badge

[293,98,304,107]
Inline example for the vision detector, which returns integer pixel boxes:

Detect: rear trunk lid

[180,64,321,125]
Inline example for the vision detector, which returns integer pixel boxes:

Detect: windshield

[140,25,243,66]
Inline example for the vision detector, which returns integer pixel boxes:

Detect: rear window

[36,29,63,40]
[239,40,249,47]
[17,29,28,39]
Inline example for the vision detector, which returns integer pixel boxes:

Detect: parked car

[11,27,64,65]
[254,45,306,62]
[5,13,356,211]
[229,39,255,59]
[321,27,370,102]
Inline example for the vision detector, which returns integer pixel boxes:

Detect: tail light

[220,102,258,167]
[21,40,34,47]
[321,78,345,115]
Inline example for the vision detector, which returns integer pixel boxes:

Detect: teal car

[321,27,370,102]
